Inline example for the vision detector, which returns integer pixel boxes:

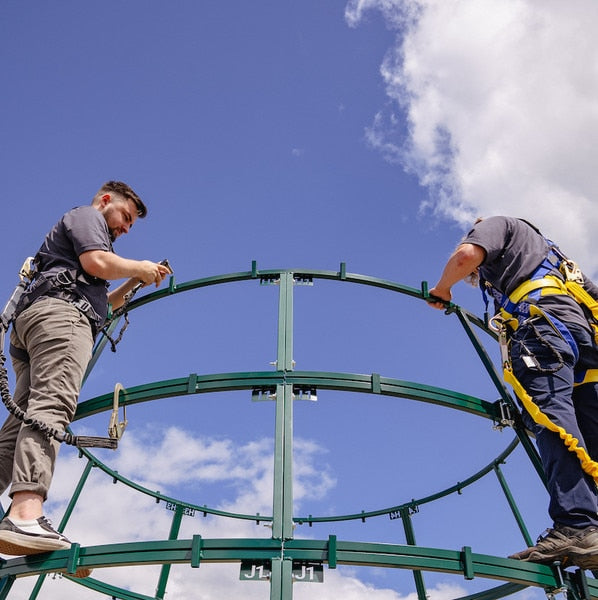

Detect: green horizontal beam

[76,371,499,421]
[67,265,525,600]
[0,538,591,597]
[71,371,513,525]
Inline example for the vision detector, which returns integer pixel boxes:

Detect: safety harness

[481,228,598,482]
[0,258,127,450]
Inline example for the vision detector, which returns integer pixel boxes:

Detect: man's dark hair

[98,181,147,218]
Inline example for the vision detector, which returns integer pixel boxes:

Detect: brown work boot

[509,525,598,566]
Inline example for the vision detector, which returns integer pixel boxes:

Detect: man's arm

[428,243,485,309]
[79,250,171,310]
[107,278,145,310]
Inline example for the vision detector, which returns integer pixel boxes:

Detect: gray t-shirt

[35,205,112,323]
[463,216,597,332]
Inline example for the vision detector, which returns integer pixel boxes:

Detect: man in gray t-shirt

[0,181,171,562]
[34,204,115,330]
[429,216,598,570]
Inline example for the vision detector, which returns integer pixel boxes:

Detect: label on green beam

[165,501,195,517]
[240,560,271,581]
[292,562,324,583]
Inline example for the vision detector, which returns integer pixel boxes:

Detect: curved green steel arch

[75,371,500,421]
[0,265,565,600]
[86,262,492,375]
[0,538,594,598]
[60,429,521,526]
[69,368,517,526]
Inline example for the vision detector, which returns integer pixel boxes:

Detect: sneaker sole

[0,531,71,555]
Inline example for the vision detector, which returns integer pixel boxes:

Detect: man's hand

[107,259,173,310]
[135,260,171,288]
[427,286,451,310]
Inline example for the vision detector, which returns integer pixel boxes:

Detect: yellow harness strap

[503,367,598,483]
[506,274,598,339]
[499,270,598,483]
[564,279,598,322]
[575,369,598,387]
[508,276,568,305]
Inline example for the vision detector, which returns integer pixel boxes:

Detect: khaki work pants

[0,297,93,501]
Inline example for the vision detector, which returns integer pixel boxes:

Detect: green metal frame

[0,262,588,599]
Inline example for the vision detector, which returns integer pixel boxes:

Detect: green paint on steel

[155,505,184,599]
[462,546,475,580]
[400,508,428,600]
[75,371,499,421]
[454,582,529,600]
[1,266,561,600]
[328,535,337,569]
[493,463,533,547]
[1,538,591,596]
[0,576,15,600]
[455,308,547,484]
[191,534,203,568]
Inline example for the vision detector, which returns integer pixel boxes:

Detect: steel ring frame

[0,262,592,599]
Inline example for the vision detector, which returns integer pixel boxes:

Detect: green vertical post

[271,272,295,598]
[0,575,15,600]
[455,308,546,484]
[268,381,294,546]
[494,463,533,547]
[28,458,95,600]
[400,508,427,600]
[57,458,94,531]
[155,505,184,599]
[276,272,294,372]
[270,558,293,600]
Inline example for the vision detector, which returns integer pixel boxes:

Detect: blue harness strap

[480,245,579,361]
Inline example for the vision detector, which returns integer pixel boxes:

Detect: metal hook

[108,382,128,440]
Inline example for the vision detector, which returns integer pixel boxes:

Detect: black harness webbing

[0,260,118,450]
[0,344,117,449]
[0,257,172,449]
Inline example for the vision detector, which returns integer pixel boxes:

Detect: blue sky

[2,1,598,598]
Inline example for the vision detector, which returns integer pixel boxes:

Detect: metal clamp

[493,400,515,431]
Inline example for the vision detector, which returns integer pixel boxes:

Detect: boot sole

[568,550,598,570]
[525,544,598,567]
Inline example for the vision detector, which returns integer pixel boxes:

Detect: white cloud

[346,0,598,275]
[0,427,541,599]
[294,574,466,600]
[0,428,338,599]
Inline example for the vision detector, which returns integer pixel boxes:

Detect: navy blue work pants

[510,318,598,528]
